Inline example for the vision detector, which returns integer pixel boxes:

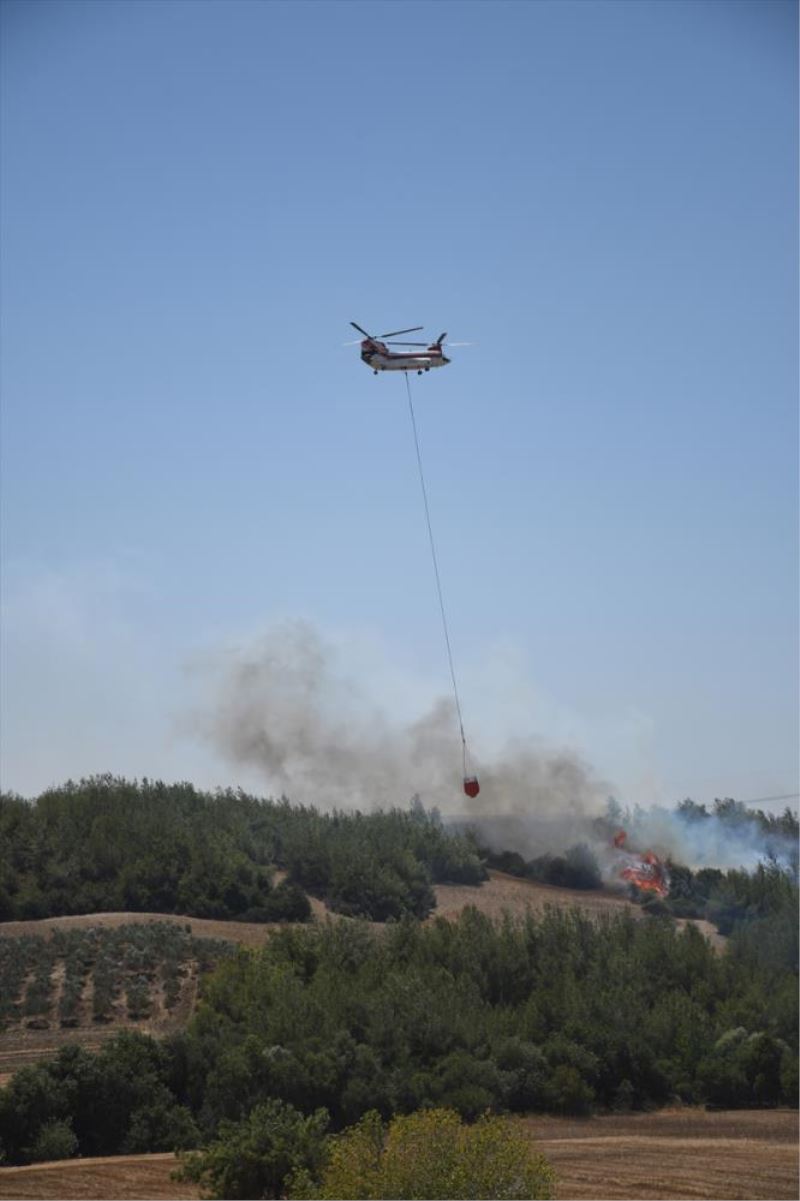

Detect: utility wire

[739,793,799,807]
[404,372,469,774]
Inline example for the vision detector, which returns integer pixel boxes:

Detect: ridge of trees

[0,776,485,923]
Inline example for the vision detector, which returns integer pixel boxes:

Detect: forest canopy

[0,775,485,922]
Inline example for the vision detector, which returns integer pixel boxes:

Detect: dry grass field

[0,1110,794,1201]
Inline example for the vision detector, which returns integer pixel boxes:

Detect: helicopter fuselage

[360,339,450,373]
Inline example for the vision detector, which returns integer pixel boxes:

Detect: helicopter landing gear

[417,369,423,375]
[374,370,379,375]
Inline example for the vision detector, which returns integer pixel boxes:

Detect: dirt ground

[0,1110,794,1201]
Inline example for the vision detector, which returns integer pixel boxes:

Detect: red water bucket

[463,776,480,799]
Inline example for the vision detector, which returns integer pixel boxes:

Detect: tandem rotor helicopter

[349,322,469,374]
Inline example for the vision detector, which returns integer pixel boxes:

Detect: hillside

[0,869,643,941]
[0,871,719,1082]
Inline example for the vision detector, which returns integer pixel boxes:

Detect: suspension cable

[404,372,470,775]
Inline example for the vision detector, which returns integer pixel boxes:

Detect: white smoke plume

[615,802,797,873]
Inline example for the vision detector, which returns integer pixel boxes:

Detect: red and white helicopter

[350,322,465,374]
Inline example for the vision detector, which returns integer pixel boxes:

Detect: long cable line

[404,373,472,781]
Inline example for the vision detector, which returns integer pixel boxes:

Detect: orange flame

[613,832,670,897]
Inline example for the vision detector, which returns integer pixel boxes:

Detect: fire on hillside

[613,830,670,897]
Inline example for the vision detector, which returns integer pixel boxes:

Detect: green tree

[292,1108,555,1200]
[179,1099,329,1200]
[27,1119,78,1163]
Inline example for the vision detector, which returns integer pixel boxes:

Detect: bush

[291,1108,555,1200]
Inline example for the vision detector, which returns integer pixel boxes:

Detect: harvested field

[435,873,726,952]
[433,869,644,923]
[0,1154,198,1200]
[0,1110,794,1201]
[0,911,283,948]
[520,1108,799,1200]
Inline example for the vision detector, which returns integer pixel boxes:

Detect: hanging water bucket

[463,776,480,799]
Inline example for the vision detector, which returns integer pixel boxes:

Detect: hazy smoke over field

[197,620,797,874]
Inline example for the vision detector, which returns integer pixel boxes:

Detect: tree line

[0,777,484,923]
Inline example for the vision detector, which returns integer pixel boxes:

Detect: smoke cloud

[194,620,608,844]
[194,620,797,876]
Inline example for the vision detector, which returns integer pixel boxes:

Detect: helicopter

[350,322,465,374]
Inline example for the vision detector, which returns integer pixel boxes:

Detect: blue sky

[1,0,797,810]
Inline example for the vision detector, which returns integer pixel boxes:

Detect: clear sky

[1,0,797,810]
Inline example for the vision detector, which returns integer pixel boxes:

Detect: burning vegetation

[613,829,670,897]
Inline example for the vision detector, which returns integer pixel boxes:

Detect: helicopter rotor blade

[380,326,424,339]
[350,322,373,339]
